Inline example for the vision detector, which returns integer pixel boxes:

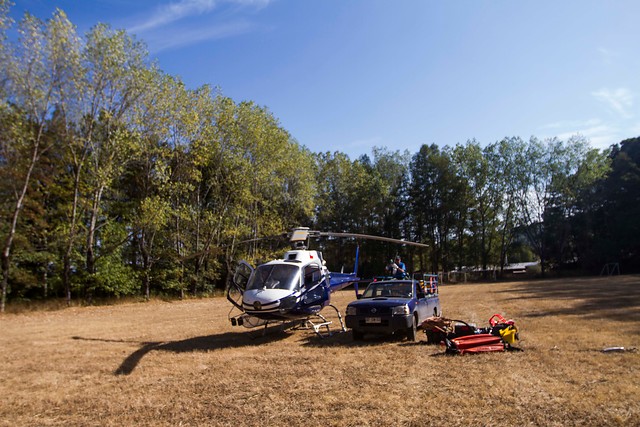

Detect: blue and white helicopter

[226,227,428,336]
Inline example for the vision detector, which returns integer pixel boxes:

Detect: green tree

[314,152,377,232]
[216,99,315,267]
[409,144,464,273]
[510,136,598,275]
[585,138,638,271]
[124,69,185,299]
[0,0,13,100]
[451,140,501,275]
[81,24,147,292]
[484,137,525,275]
[368,147,411,237]
[312,152,372,271]
[544,140,610,269]
[365,148,414,274]
[0,10,79,311]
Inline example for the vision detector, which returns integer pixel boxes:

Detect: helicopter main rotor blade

[180,228,427,262]
[315,231,429,248]
[179,234,288,262]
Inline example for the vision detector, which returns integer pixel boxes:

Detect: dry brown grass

[1,275,639,426]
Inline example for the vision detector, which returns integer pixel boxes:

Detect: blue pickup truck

[344,275,441,341]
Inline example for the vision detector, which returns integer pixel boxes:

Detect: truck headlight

[346,306,357,316]
[392,305,410,315]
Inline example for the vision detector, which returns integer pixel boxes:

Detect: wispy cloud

[349,136,383,149]
[592,87,634,118]
[126,0,272,52]
[597,47,619,65]
[129,0,218,33]
[322,136,384,157]
[541,118,602,131]
[145,20,254,51]
[556,127,617,149]
[540,119,620,150]
[129,0,271,33]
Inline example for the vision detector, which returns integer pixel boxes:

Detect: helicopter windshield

[247,264,301,291]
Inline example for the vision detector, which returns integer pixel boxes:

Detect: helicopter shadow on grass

[73,324,292,376]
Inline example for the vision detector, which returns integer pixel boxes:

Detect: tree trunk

[86,185,105,276]
[1,255,9,313]
[138,230,155,301]
[62,160,84,306]
[141,248,151,301]
[1,136,41,312]
[63,255,71,306]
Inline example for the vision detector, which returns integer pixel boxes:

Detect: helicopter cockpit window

[303,264,322,288]
[247,264,301,291]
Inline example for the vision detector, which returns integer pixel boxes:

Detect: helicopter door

[233,261,253,290]
[226,261,253,310]
[301,263,327,306]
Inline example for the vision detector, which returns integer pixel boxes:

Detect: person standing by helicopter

[394,256,406,279]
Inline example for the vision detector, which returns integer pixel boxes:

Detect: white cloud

[125,0,272,52]
[145,20,254,52]
[592,87,634,119]
[348,136,383,157]
[541,118,601,131]
[129,0,271,34]
[348,136,383,150]
[556,128,617,150]
[324,136,383,158]
[540,119,620,150]
[129,0,218,33]
[597,47,619,65]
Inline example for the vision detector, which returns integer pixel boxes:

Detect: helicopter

[225,227,428,336]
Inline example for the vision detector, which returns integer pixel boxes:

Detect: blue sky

[9,0,640,158]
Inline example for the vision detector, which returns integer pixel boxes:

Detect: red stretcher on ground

[447,333,506,354]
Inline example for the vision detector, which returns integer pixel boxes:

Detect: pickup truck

[344,276,441,341]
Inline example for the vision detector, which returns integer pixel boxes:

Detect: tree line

[1,5,638,310]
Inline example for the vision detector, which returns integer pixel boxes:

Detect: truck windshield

[247,264,301,291]
[363,281,413,298]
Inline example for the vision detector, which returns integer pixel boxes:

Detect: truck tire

[406,314,418,341]
[352,329,364,341]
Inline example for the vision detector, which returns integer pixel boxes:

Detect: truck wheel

[407,314,418,341]
[352,329,364,341]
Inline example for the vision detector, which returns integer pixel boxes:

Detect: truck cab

[345,275,440,341]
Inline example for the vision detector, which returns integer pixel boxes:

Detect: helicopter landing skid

[295,304,347,338]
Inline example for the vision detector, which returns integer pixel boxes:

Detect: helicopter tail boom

[328,244,359,293]
[328,273,358,293]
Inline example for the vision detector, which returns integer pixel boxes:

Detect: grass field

[1,275,639,426]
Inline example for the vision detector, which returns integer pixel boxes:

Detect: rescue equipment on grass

[420,313,521,355]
